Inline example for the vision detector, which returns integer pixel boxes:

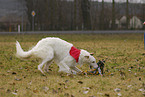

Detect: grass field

[0,33,145,97]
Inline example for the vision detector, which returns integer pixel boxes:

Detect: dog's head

[80,50,98,69]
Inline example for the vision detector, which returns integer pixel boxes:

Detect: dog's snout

[90,63,98,69]
[93,65,98,69]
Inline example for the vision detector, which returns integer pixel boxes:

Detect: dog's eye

[92,61,95,63]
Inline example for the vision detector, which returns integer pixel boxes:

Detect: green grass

[0,33,145,97]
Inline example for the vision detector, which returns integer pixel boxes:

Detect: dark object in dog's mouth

[85,60,105,75]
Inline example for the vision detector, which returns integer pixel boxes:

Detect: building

[0,0,28,32]
[129,16,143,29]
[109,16,143,30]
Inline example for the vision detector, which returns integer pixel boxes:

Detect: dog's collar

[69,46,80,63]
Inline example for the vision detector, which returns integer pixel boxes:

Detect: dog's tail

[16,41,32,59]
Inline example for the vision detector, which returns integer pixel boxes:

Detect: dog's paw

[80,71,87,75]
[41,73,46,76]
[71,70,77,75]
[44,69,49,73]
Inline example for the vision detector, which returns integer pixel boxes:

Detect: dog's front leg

[71,66,82,73]
[71,66,88,76]
[58,62,71,74]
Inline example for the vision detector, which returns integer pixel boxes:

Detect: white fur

[16,37,98,75]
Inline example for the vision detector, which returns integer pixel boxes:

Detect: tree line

[25,0,145,31]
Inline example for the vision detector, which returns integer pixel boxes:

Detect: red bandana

[69,46,81,63]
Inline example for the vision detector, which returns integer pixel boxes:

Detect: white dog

[16,37,98,75]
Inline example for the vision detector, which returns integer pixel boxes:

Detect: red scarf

[69,46,81,63]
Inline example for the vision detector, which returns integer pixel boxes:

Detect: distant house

[109,16,143,29]
[0,0,28,32]
[0,14,28,32]
[129,16,143,29]
[109,16,127,29]
[109,19,121,29]
[119,16,127,29]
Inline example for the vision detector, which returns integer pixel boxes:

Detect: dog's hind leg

[38,48,54,75]
[44,60,53,73]
[38,60,49,75]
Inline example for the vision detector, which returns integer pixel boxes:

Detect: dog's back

[16,37,73,62]
[32,37,73,62]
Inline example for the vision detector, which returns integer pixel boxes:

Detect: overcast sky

[97,0,145,3]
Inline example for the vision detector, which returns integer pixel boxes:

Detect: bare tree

[99,0,104,30]
[81,0,91,30]
[126,0,129,29]
[25,0,34,30]
[111,0,115,29]
[73,0,77,30]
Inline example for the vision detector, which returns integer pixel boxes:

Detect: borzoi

[16,37,97,75]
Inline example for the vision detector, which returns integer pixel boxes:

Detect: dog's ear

[90,53,94,56]
[84,56,89,59]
